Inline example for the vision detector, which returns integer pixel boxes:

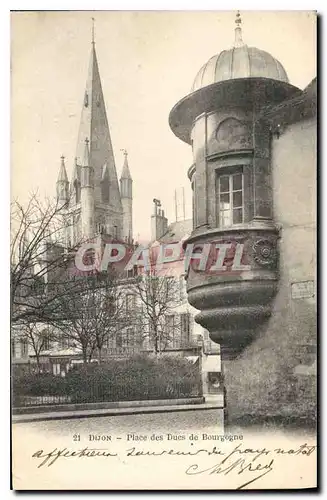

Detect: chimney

[151,199,168,241]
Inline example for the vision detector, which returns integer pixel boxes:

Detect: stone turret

[168,11,316,427]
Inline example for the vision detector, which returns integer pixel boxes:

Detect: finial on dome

[234,10,244,48]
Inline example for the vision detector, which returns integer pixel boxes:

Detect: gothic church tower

[56,26,133,245]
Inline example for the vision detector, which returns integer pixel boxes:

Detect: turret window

[217,171,244,227]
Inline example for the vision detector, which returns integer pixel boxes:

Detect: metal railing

[12,394,72,407]
[13,380,202,407]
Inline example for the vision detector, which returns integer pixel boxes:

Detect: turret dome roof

[191,45,289,92]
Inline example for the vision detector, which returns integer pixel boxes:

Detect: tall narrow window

[123,328,134,348]
[20,339,28,357]
[165,315,179,349]
[179,275,186,301]
[116,331,122,348]
[126,294,136,313]
[217,171,244,227]
[107,296,116,316]
[74,180,81,204]
[59,336,68,350]
[180,313,191,347]
[42,332,50,351]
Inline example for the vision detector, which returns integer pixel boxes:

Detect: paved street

[13,408,224,438]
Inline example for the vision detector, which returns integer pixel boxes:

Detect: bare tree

[10,191,138,366]
[54,271,134,364]
[134,270,181,355]
[10,192,76,326]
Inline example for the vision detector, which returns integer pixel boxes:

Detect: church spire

[65,25,124,243]
[74,33,122,211]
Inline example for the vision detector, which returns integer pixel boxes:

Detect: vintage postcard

[11,10,317,490]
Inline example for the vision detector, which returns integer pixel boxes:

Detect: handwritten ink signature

[185,443,316,489]
[185,443,273,489]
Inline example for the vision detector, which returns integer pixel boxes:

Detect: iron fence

[13,394,72,407]
[12,380,202,408]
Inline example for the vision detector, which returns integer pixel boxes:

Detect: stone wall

[224,117,317,427]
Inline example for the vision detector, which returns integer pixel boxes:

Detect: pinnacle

[57,155,68,183]
[120,150,132,180]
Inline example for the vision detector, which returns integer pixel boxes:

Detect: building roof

[158,219,192,244]
[261,76,317,126]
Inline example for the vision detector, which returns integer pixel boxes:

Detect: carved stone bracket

[184,224,279,359]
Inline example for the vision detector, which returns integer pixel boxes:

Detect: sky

[11,10,316,241]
